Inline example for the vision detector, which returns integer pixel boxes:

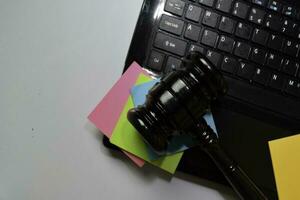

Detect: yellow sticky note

[269,134,300,200]
[110,74,183,174]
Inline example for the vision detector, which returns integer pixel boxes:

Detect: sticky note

[269,134,300,200]
[88,62,146,137]
[131,79,218,160]
[131,79,160,106]
[88,62,147,167]
[110,74,183,174]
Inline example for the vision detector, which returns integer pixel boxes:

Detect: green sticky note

[110,74,183,174]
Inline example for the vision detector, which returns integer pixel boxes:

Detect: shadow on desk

[85,122,237,200]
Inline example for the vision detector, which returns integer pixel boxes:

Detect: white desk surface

[0,0,237,199]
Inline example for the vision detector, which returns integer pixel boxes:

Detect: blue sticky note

[131,79,218,160]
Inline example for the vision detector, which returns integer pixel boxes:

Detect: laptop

[104,0,300,198]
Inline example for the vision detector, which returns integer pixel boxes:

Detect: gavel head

[127,51,228,154]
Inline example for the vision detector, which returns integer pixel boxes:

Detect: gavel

[127,51,268,200]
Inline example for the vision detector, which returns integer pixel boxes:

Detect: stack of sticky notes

[88,62,218,174]
[269,134,300,199]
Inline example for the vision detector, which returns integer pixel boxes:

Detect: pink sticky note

[124,152,144,167]
[88,62,147,167]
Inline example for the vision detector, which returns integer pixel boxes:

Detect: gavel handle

[203,143,268,200]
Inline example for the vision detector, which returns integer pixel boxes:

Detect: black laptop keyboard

[148,0,300,102]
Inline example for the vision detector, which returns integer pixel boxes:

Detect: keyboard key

[148,51,165,71]
[281,19,298,38]
[285,79,300,97]
[282,5,297,18]
[252,0,268,7]
[165,56,182,73]
[221,56,239,73]
[186,4,203,22]
[201,29,218,47]
[202,10,219,28]
[266,53,283,70]
[282,59,299,76]
[234,42,251,59]
[218,16,236,34]
[165,0,186,16]
[267,34,283,51]
[280,19,292,35]
[184,24,201,41]
[269,73,285,90]
[253,67,271,85]
[283,40,300,57]
[235,22,253,40]
[252,28,269,46]
[250,47,267,64]
[289,22,299,39]
[232,1,250,19]
[217,35,235,53]
[199,0,215,7]
[159,15,184,36]
[189,44,206,54]
[237,61,255,80]
[265,13,281,31]
[154,33,187,56]
[267,0,282,13]
[248,7,265,25]
[206,50,222,67]
[215,0,233,13]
